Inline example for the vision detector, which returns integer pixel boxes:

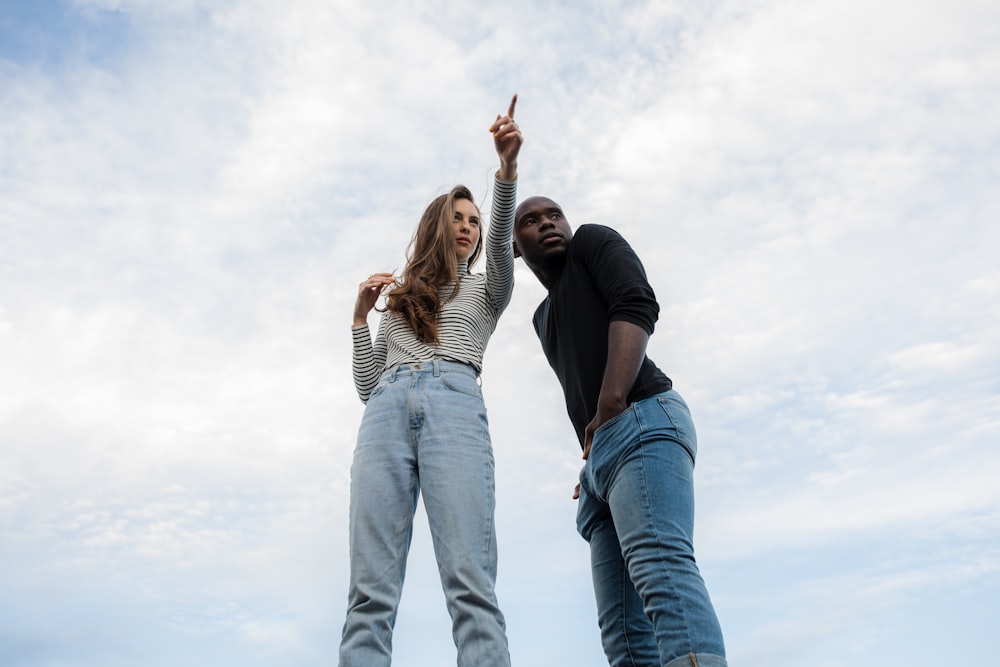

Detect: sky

[1,0,998,665]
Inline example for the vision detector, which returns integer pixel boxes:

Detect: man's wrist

[596,392,628,416]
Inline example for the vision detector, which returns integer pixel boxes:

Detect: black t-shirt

[532,224,672,448]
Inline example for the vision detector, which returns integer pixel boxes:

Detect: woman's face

[452,198,481,263]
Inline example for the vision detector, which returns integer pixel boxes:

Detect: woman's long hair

[385,185,483,344]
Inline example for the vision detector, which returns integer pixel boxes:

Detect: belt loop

[388,366,398,382]
[432,359,441,377]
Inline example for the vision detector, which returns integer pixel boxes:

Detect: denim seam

[656,397,696,465]
[620,562,639,665]
[635,428,696,656]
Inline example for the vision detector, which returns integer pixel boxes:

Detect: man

[512,196,727,667]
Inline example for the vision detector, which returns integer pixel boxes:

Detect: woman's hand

[490,94,522,182]
[353,272,395,327]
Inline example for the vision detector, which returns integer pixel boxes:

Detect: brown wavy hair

[385,185,483,344]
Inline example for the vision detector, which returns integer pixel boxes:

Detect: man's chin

[532,244,568,264]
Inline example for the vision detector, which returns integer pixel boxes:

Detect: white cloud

[2,0,999,665]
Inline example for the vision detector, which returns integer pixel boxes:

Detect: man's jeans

[577,390,727,667]
[339,360,510,667]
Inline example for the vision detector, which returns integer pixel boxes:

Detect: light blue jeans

[577,390,727,667]
[338,360,510,667]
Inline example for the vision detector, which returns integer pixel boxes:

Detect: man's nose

[539,216,555,229]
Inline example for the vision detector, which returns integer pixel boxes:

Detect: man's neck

[532,261,565,292]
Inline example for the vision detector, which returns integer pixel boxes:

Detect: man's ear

[512,240,521,258]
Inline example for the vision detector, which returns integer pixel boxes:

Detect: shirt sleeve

[352,315,388,403]
[484,177,516,314]
[574,224,660,334]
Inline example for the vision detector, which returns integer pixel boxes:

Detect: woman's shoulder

[460,270,489,285]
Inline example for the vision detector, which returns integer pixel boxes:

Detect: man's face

[513,196,572,268]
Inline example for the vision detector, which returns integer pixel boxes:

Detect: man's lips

[539,232,563,246]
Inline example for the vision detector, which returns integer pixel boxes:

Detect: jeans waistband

[384,359,478,381]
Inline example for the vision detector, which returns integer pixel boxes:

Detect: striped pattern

[351,178,516,403]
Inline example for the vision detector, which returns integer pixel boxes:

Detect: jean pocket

[656,395,697,460]
[367,380,389,400]
[440,372,483,398]
[593,405,634,438]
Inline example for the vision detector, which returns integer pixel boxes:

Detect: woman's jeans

[577,390,727,667]
[338,360,510,667]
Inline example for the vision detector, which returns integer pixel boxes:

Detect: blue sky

[1,0,998,665]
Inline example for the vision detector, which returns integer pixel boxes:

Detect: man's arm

[570,225,661,498]
[575,225,660,459]
[572,321,649,499]
[582,320,649,460]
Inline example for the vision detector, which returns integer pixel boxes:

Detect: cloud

[2,0,999,665]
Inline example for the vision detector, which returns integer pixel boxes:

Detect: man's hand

[582,397,629,460]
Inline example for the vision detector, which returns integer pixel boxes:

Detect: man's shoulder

[570,223,628,252]
[574,223,622,240]
[566,224,636,267]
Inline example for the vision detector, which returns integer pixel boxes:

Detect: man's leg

[578,481,660,667]
[587,392,727,667]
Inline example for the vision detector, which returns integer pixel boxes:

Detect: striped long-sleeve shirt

[351,178,516,403]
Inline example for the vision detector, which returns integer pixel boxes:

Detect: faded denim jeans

[577,390,727,667]
[339,360,510,667]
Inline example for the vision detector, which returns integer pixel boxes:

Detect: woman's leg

[339,374,419,667]
[418,364,510,667]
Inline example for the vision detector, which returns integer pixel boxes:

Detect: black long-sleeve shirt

[531,224,672,447]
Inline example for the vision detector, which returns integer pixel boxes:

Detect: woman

[339,96,522,667]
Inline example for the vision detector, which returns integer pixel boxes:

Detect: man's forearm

[595,320,649,417]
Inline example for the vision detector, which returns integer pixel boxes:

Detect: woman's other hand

[353,272,395,326]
